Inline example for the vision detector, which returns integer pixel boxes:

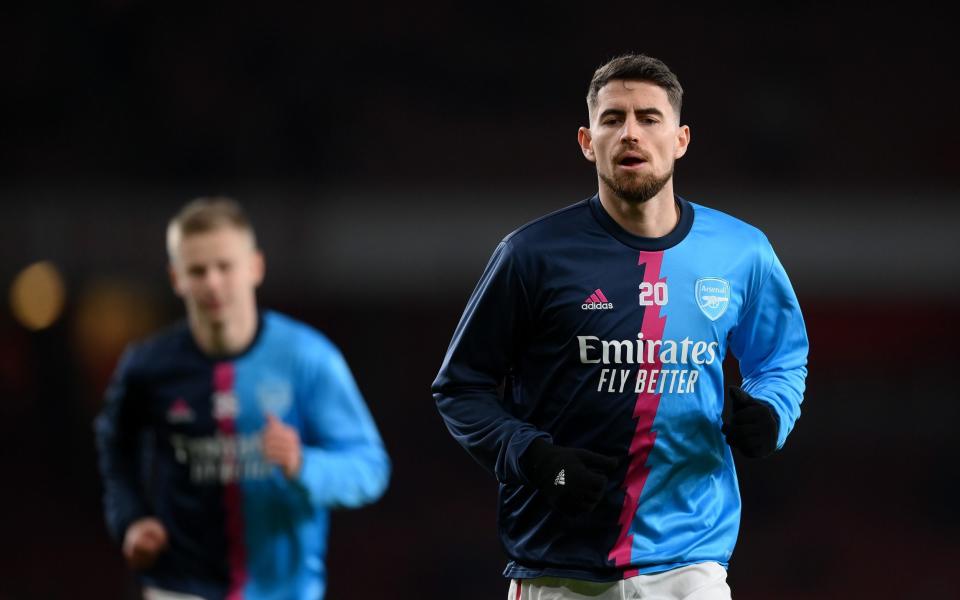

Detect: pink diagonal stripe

[214,362,233,393]
[213,362,247,600]
[608,251,667,576]
[589,293,600,303]
[595,289,609,303]
[224,483,246,600]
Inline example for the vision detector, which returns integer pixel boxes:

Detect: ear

[168,263,185,298]
[674,124,691,159]
[251,250,265,288]
[578,126,596,163]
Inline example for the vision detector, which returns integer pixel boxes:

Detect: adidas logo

[166,398,195,424]
[582,289,614,310]
[554,469,566,486]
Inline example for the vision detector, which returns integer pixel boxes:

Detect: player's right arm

[121,516,169,570]
[432,239,550,485]
[93,346,154,546]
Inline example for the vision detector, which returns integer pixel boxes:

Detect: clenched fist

[122,517,168,570]
[262,414,302,479]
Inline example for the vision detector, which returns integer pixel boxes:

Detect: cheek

[593,143,611,163]
[176,275,197,294]
[227,271,254,293]
[656,135,678,157]
[187,280,210,298]
[176,282,200,302]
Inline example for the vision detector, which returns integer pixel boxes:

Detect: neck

[189,308,258,357]
[597,181,678,238]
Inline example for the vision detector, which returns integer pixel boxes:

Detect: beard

[598,164,674,205]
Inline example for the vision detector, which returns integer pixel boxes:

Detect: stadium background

[1,4,958,599]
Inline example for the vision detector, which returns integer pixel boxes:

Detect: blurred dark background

[1,3,958,599]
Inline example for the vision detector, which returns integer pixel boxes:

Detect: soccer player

[95,197,390,600]
[432,54,808,599]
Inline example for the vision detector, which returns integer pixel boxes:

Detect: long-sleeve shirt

[433,195,807,581]
[95,310,390,599]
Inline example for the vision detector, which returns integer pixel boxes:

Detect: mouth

[617,155,648,169]
[202,300,225,312]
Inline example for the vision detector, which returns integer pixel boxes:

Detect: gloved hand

[722,386,780,458]
[520,438,619,515]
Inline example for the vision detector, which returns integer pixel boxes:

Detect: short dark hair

[166,196,256,259]
[586,54,683,121]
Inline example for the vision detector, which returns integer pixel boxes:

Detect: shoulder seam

[503,199,590,243]
[500,239,534,324]
[736,235,776,321]
[691,202,765,237]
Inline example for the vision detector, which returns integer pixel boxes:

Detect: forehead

[174,226,254,261]
[594,79,674,115]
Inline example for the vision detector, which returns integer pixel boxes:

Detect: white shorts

[507,561,731,600]
[143,588,206,600]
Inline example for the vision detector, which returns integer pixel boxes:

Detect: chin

[197,307,229,326]
[208,316,229,328]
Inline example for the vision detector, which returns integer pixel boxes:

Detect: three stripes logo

[166,398,195,424]
[582,288,614,311]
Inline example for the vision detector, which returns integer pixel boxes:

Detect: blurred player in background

[95,197,390,600]
[433,54,808,599]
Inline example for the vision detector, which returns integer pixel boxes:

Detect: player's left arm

[728,240,809,451]
[285,343,391,509]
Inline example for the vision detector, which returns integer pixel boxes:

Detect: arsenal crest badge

[695,278,730,321]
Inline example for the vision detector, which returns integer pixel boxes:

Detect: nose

[201,268,224,290]
[620,117,641,145]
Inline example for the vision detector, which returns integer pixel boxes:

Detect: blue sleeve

[728,242,809,449]
[431,240,550,485]
[294,342,390,509]
[93,346,150,542]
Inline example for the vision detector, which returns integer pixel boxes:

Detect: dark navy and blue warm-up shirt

[95,310,390,600]
[433,195,808,581]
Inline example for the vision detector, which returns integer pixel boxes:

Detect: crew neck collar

[588,194,694,251]
[187,310,266,362]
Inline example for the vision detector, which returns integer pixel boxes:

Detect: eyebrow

[598,107,665,121]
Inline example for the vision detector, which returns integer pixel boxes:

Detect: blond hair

[166,196,257,260]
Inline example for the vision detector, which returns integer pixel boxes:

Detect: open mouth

[618,156,646,167]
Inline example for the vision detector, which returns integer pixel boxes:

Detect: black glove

[520,438,619,515]
[722,386,780,458]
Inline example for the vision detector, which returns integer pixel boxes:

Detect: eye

[188,265,206,278]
